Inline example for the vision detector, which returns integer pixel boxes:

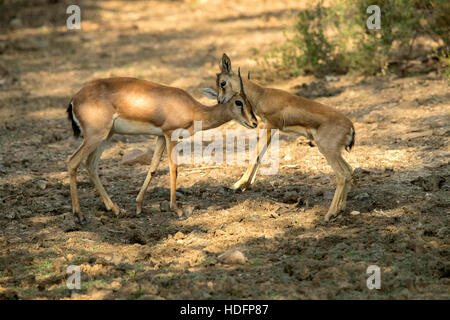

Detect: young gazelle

[203,54,355,222]
[67,72,257,224]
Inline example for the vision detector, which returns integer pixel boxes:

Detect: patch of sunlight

[27,108,64,120]
[46,172,68,181]
[2,173,35,186]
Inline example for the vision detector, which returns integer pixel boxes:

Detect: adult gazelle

[203,54,355,221]
[67,71,257,224]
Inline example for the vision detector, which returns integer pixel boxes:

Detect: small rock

[36,180,47,190]
[121,149,151,165]
[350,210,361,216]
[160,200,170,212]
[218,249,247,265]
[325,75,339,82]
[10,18,22,27]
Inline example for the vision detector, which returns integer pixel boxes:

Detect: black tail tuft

[66,102,81,138]
[345,127,355,152]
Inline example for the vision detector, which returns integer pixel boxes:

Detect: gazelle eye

[235,100,243,107]
[220,81,227,88]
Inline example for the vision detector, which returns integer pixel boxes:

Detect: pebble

[36,180,47,190]
[218,249,247,265]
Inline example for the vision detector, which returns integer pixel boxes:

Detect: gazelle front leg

[136,136,166,216]
[165,134,186,220]
[231,126,273,191]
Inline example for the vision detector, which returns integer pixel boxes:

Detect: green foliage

[269,0,450,77]
[441,55,450,80]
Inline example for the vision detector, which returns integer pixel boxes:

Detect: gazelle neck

[242,79,264,110]
[193,102,231,131]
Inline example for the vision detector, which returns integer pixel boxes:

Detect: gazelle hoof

[230,182,245,191]
[234,188,243,193]
[109,204,120,216]
[137,212,145,218]
[324,211,341,222]
[78,216,88,225]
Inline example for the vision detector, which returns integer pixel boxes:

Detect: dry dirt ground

[0,0,449,300]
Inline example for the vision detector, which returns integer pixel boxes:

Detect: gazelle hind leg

[336,155,353,212]
[85,139,120,215]
[136,136,166,215]
[68,139,103,224]
[318,147,351,221]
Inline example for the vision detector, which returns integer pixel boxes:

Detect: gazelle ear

[202,88,218,100]
[220,53,233,75]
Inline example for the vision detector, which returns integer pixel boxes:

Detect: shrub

[268,0,450,77]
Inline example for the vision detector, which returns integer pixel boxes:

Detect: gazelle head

[203,67,257,129]
[204,53,245,104]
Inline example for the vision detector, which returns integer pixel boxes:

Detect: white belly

[112,116,163,136]
[284,125,316,140]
